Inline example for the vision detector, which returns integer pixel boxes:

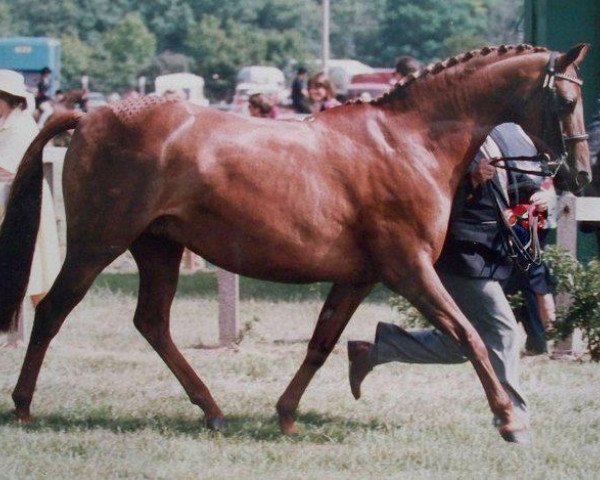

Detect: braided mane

[350,44,549,106]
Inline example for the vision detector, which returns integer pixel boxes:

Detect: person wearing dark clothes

[392,55,423,84]
[291,67,311,114]
[347,123,553,445]
[35,67,52,109]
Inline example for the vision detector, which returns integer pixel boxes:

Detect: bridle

[487,52,589,271]
[489,51,588,178]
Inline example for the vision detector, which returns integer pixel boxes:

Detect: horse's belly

[152,214,373,284]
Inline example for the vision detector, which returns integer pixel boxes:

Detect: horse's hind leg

[130,234,224,429]
[276,283,373,434]
[12,249,117,422]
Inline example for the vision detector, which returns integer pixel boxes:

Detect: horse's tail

[0,111,83,332]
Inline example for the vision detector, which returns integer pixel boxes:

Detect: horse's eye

[559,96,576,114]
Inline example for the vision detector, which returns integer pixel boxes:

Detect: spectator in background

[123,89,141,101]
[35,67,52,109]
[248,93,277,119]
[36,67,54,127]
[307,72,340,114]
[0,70,61,331]
[291,67,311,114]
[393,55,423,84]
[163,89,184,101]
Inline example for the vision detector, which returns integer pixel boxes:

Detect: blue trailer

[0,37,61,96]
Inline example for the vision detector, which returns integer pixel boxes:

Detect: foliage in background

[389,289,525,330]
[544,245,600,361]
[389,295,427,330]
[101,13,157,91]
[1,0,523,98]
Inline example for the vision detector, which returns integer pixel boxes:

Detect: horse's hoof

[206,416,225,432]
[278,412,297,435]
[13,409,33,424]
[500,428,531,446]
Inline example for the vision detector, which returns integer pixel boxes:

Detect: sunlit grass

[1,288,599,479]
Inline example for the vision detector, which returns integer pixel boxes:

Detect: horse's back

[61,99,375,282]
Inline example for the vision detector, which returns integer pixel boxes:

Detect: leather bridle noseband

[489,51,588,178]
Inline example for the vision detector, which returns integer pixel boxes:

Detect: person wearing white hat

[0,69,61,327]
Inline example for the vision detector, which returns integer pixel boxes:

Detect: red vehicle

[346,69,395,101]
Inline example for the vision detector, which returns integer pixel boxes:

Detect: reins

[487,180,542,271]
[485,51,588,271]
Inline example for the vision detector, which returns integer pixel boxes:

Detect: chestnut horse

[0,44,591,441]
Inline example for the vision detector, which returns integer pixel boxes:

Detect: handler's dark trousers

[371,272,529,426]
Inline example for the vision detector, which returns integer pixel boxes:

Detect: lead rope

[487,181,543,272]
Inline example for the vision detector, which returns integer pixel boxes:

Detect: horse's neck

[384,65,534,175]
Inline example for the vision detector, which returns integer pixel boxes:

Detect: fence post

[554,192,582,357]
[217,269,239,346]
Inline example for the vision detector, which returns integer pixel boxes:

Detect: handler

[347,123,552,445]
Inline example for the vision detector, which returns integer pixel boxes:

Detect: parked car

[154,73,209,106]
[346,69,395,101]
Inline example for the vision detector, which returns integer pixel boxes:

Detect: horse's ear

[556,43,591,71]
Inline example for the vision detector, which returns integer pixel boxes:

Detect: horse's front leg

[383,255,524,439]
[276,282,373,434]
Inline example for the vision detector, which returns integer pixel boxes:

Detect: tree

[329,0,386,64]
[138,0,196,52]
[0,3,13,36]
[101,13,157,91]
[3,0,525,96]
[59,35,94,90]
[186,14,310,99]
[379,0,494,64]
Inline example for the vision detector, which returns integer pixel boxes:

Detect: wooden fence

[554,193,600,356]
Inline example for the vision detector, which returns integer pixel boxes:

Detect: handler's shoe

[348,341,373,400]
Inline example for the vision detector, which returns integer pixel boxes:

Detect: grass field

[1,285,599,479]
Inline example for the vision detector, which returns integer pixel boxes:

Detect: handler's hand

[471,158,495,186]
[530,190,551,212]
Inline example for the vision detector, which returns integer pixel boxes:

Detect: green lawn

[1,289,599,479]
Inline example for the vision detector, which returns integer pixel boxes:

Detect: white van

[154,73,209,106]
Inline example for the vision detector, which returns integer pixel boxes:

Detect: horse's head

[518,44,591,193]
